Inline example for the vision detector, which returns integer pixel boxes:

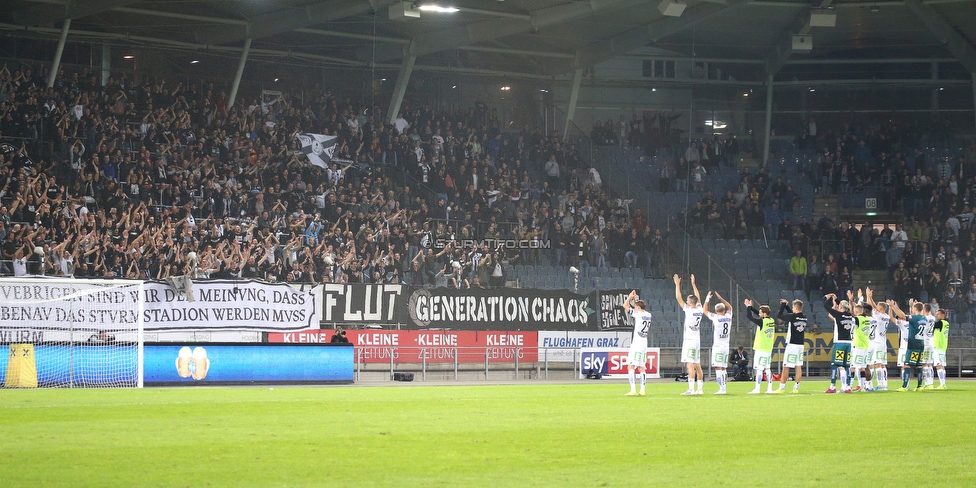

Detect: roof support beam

[459,45,575,59]
[362,0,650,63]
[971,73,976,133]
[564,68,583,139]
[195,0,398,46]
[47,19,70,88]
[904,0,976,73]
[14,0,140,24]
[227,39,251,110]
[0,22,364,67]
[764,0,833,77]
[387,56,415,125]
[762,73,774,166]
[113,7,249,26]
[548,1,747,75]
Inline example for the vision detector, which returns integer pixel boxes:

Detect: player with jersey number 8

[674,274,704,395]
[703,291,733,394]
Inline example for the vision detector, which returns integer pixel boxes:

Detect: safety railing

[353,345,976,382]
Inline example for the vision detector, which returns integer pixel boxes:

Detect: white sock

[640,372,646,391]
[938,369,946,386]
[687,377,695,391]
[628,370,636,391]
[717,370,726,389]
[696,379,703,391]
[765,369,773,390]
[927,366,935,386]
[793,381,800,390]
[754,372,762,390]
[839,369,848,389]
[880,368,888,388]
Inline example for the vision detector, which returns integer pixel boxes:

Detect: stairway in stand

[852,269,889,298]
[813,195,841,221]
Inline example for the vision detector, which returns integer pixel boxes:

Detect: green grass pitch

[2,380,975,487]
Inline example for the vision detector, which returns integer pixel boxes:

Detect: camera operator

[330,327,350,344]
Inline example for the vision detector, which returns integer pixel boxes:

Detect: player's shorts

[922,345,934,363]
[897,346,907,367]
[869,345,887,365]
[783,344,804,368]
[627,347,647,368]
[933,349,948,367]
[904,348,924,367]
[830,343,851,366]
[753,351,772,370]
[710,345,730,368]
[680,339,701,364]
[851,347,870,368]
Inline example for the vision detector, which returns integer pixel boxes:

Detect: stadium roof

[2,0,975,80]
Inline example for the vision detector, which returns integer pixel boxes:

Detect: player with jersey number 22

[623,290,651,396]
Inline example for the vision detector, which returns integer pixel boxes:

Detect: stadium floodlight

[418,4,460,13]
[810,8,836,27]
[0,278,145,388]
[658,0,686,17]
[390,1,421,19]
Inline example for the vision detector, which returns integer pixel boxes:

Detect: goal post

[0,278,145,388]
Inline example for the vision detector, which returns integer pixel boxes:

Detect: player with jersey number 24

[623,290,651,396]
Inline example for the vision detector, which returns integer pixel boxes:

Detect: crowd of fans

[0,61,668,288]
[673,114,976,322]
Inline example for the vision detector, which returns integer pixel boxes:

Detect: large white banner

[143,280,320,331]
[0,279,321,334]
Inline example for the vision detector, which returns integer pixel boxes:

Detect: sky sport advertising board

[268,330,538,364]
[578,348,661,379]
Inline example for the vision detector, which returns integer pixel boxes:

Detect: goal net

[0,278,145,388]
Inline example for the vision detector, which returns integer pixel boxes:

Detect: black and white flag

[296,133,337,169]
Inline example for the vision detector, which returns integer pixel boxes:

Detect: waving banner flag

[296,133,337,168]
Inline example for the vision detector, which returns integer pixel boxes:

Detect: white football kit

[628,309,652,367]
[680,304,704,364]
[707,310,732,367]
[923,314,936,363]
[869,311,890,365]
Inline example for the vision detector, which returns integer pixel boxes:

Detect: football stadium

[2,0,976,485]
